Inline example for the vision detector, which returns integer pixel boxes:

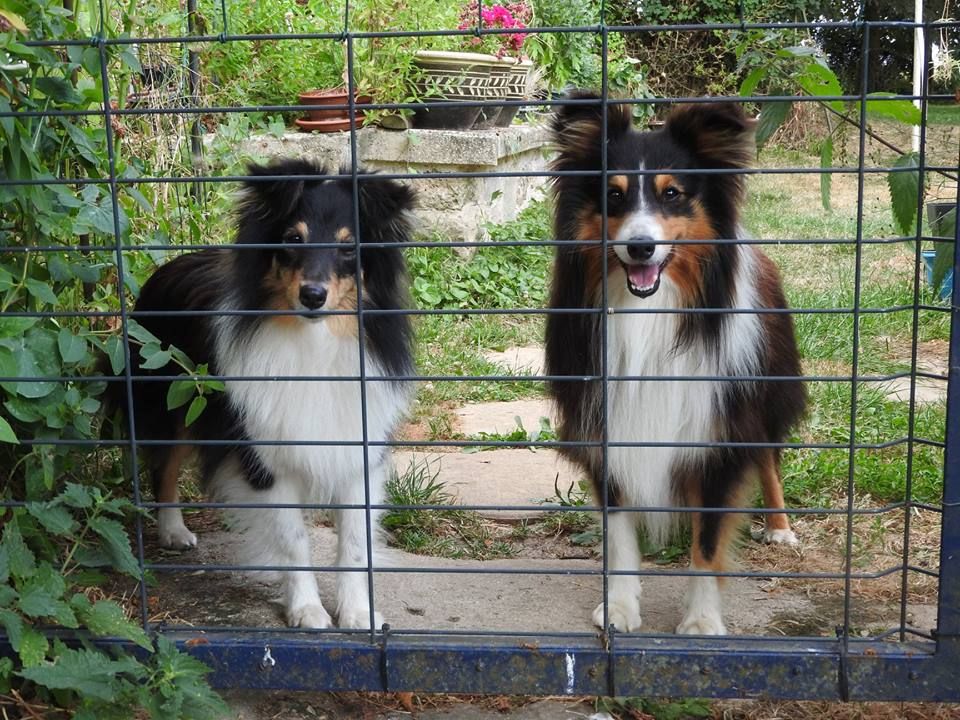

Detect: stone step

[392,449,581,519]
[481,345,545,376]
[454,398,554,438]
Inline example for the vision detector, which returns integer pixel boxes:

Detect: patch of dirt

[739,506,941,609]
[714,700,960,720]
[879,337,950,376]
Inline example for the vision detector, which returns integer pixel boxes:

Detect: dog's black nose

[626,237,656,262]
[299,283,328,310]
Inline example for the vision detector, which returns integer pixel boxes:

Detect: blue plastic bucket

[922,249,953,300]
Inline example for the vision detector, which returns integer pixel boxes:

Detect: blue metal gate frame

[2,2,960,704]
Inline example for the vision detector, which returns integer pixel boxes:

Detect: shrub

[0,1,225,715]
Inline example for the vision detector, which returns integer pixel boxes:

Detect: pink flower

[457,0,531,58]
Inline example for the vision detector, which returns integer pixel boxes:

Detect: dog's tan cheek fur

[575,210,624,300]
[326,274,360,338]
[263,260,303,326]
[660,204,716,304]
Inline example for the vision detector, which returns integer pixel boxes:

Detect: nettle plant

[0,1,225,716]
[737,31,954,291]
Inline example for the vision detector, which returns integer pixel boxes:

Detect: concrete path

[392,449,577,519]
[481,346,545,376]
[155,524,935,639]
[454,398,554,438]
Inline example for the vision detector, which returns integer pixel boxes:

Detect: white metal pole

[912,0,924,153]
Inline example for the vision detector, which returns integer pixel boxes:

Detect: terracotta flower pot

[295,89,371,133]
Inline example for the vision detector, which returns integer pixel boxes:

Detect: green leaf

[60,119,102,166]
[2,522,36,581]
[105,335,126,375]
[62,482,95,509]
[887,152,920,236]
[18,580,64,619]
[166,379,197,410]
[796,61,844,111]
[0,610,24,651]
[73,596,151,650]
[864,93,921,125]
[18,644,142,700]
[16,628,49,667]
[140,347,172,370]
[25,278,59,306]
[184,395,207,427]
[739,65,766,98]
[0,656,13,695]
[0,316,37,338]
[58,328,88,364]
[819,136,833,212]
[35,77,82,104]
[0,415,17,444]
[126,319,161,346]
[26,501,77,536]
[88,516,141,578]
[0,335,57,399]
[755,100,791,150]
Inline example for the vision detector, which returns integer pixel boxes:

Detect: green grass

[463,415,556,453]
[383,457,516,560]
[410,201,552,415]
[927,103,960,126]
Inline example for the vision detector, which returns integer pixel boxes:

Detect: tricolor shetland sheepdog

[112,159,415,629]
[545,94,806,635]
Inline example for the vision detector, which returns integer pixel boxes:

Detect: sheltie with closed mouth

[545,94,807,635]
[109,159,415,629]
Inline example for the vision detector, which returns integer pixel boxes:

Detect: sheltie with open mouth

[108,159,415,629]
[545,94,806,634]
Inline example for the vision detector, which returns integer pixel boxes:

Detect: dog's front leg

[593,510,643,632]
[334,462,385,630]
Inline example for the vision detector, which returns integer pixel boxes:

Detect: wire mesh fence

[1,0,959,704]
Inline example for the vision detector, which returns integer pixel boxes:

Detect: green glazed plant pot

[496,58,534,127]
[412,50,498,129]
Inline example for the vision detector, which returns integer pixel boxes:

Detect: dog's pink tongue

[628,263,660,290]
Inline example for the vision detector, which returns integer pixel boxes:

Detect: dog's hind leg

[758,449,798,546]
[333,461,386,630]
[152,437,197,549]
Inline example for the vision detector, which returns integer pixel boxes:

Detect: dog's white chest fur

[215,318,407,498]
[605,247,762,544]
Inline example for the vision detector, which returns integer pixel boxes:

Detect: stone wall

[240,125,551,246]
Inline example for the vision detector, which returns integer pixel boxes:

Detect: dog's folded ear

[665,103,755,169]
[355,174,417,241]
[551,90,633,165]
[241,159,325,220]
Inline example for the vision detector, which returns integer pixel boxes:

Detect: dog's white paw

[157,510,197,549]
[287,603,333,629]
[592,597,642,633]
[338,608,384,630]
[763,527,799,546]
[676,612,727,636]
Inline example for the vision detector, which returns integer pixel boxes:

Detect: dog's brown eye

[662,186,681,201]
[284,234,303,244]
[607,188,624,205]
